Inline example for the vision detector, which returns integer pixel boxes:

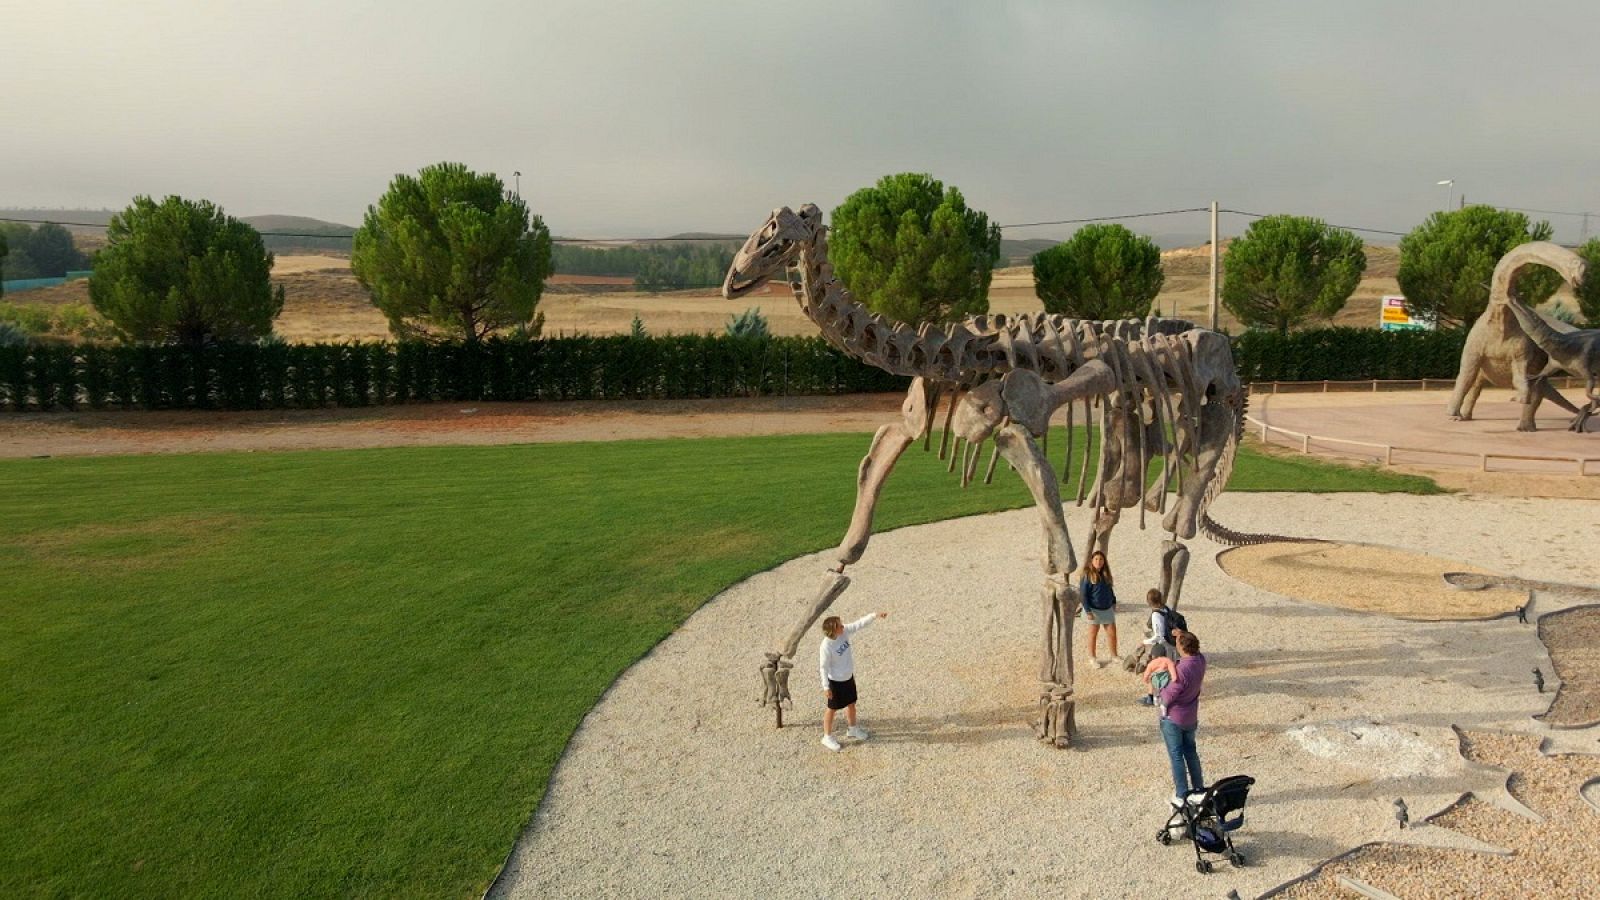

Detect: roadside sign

[1380,295,1432,331]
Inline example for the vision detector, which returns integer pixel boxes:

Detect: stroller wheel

[1196,859,1212,874]
[1156,829,1171,845]
[1229,851,1245,867]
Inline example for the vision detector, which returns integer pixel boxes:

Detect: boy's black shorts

[826,677,857,710]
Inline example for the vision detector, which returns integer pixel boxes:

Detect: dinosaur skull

[723,204,823,299]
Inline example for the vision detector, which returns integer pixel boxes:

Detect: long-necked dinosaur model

[1448,242,1588,431]
[726,204,1270,749]
[1507,296,1600,432]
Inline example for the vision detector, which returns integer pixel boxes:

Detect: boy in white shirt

[818,611,887,751]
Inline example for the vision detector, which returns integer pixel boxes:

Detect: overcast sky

[4,1,1598,242]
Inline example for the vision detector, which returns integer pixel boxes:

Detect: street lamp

[1436,179,1454,211]
[513,171,522,198]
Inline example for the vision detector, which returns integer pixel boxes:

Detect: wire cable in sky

[1480,203,1594,219]
[999,207,1209,229]
[1219,208,1409,238]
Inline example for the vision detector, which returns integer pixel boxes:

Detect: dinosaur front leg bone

[761,571,850,725]
[776,571,852,660]
[836,380,932,565]
[837,423,917,566]
[1159,539,1192,610]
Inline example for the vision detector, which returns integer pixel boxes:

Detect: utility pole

[1583,212,1591,243]
[1208,201,1219,331]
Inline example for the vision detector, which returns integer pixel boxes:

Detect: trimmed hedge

[0,336,903,411]
[0,327,1484,412]
[1232,327,1466,383]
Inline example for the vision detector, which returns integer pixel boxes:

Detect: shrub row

[0,327,1488,412]
[1231,327,1467,382]
[0,336,903,411]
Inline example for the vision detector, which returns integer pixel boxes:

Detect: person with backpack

[1144,588,1186,661]
[1079,550,1118,666]
[1137,589,1187,706]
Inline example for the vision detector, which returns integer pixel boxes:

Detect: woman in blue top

[1079,550,1118,666]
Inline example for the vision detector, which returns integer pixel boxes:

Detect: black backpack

[1162,606,1189,638]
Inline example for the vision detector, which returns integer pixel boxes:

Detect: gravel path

[489,493,1598,899]
[1539,606,1600,728]
[1272,731,1600,899]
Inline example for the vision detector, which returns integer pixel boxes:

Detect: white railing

[1245,413,1597,476]
[1247,376,1582,395]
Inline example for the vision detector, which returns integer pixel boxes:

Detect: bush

[0,222,91,281]
[828,173,1001,323]
[0,335,906,411]
[0,302,117,341]
[1574,238,1600,323]
[1232,327,1466,382]
[0,322,28,348]
[90,196,284,345]
[1397,206,1558,329]
[1223,216,1366,335]
[353,163,552,342]
[1031,224,1164,319]
[724,308,769,339]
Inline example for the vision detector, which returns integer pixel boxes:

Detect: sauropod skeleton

[729,204,1282,748]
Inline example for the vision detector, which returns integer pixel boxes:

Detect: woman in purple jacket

[1158,631,1207,805]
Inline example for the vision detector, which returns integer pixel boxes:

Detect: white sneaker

[846,725,870,741]
[821,734,842,752]
[1170,794,1184,809]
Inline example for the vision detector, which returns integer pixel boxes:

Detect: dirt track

[9,389,1600,500]
[0,394,906,458]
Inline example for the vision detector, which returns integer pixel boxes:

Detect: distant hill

[242,215,356,234]
[999,238,1059,264]
[661,232,743,242]
[0,209,358,253]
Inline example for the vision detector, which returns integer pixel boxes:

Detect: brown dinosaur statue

[1447,242,1587,431]
[1506,298,1600,432]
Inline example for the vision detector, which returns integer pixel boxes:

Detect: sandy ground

[1272,730,1600,899]
[488,493,1600,899]
[1539,607,1600,728]
[1220,543,1521,621]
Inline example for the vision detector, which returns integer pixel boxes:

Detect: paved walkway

[1255,388,1598,475]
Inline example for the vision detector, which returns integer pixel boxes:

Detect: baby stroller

[1155,774,1255,873]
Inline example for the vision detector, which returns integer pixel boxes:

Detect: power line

[1219,208,1408,238]
[1481,202,1594,219]
[999,207,1209,229]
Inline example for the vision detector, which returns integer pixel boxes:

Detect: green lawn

[0,431,1437,897]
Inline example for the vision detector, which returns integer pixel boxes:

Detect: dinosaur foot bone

[1034,683,1077,749]
[758,652,794,713]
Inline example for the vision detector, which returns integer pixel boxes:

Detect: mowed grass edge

[0,431,1438,897]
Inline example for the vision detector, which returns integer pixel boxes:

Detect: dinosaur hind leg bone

[993,421,1080,748]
